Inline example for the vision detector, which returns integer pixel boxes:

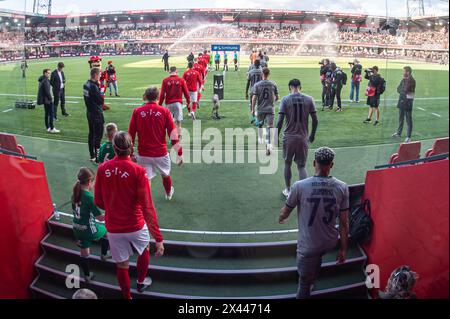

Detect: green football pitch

[0,55,448,242]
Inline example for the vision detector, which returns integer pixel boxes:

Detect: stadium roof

[1,8,448,30]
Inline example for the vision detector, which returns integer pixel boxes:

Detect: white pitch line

[417,107,425,111]
[432,113,442,118]
[0,93,448,103]
[2,108,13,113]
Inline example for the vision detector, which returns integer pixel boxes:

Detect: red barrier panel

[0,154,53,299]
[363,159,449,299]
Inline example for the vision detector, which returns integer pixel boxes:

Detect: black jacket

[83,80,104,116]
[37,75,53,105]
[50,69,66,93]
[162,52,169,62]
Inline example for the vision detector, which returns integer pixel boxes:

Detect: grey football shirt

[278,93,317,139]
[286,176,349,256]
[247,67,263,89]
[252,80,279,114]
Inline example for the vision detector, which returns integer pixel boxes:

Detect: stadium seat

[0,133,25,155]
[425,137,449,158]
[389,141,421,165]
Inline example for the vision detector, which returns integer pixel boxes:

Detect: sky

[0,0,448,17]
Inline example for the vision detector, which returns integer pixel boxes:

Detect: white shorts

[108,224,150,263]
[167,102,183,122]
[189,91,198,103]
[137,153,171,180]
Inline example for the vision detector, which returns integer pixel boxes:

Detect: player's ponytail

[72,167,95,209]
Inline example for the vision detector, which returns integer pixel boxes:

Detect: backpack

[379,78,387,95]
[341,71,348,85]
[349,199,373,245]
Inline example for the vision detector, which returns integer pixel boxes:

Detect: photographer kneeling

[363,66,386,126]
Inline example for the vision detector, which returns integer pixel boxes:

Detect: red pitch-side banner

[0,154,53,298]
[363,159,449,299]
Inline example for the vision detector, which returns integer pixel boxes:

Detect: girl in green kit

[72,167,110,282]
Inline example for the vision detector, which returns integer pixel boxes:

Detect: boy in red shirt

[183,62,203,120]
[159,66,190,137]
[129,87,183,200]
[94,131,164,299]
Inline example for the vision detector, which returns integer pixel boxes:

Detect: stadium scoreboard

[211,44,241,52]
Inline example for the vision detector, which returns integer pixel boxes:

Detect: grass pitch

[1,55,448,240]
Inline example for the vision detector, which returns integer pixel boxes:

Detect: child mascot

[88,56,110,111]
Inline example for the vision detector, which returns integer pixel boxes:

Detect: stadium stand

[425,137,449,158]
[1,10,448,64]
[389,141,422,165]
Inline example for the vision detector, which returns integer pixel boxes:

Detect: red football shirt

[158,74,190,106]
[94,155,163,241]
[128,102,181,158]
[183,68,203,92]
[193,63,205,81]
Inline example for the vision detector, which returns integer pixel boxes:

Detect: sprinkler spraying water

[168,23,239,52]
[293,22,339,57]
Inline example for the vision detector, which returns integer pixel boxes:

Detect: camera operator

[349,59,362,103]
[329,62,345,112]
[319,59,332,110]
[363,66,386,126]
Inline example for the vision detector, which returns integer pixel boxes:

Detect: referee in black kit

[83,68,105,162]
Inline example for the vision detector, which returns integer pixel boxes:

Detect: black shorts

[367,95,380,108]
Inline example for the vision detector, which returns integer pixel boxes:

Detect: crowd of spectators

[24,25,448,47]
[2,24,448,63]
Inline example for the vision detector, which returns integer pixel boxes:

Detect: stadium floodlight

[33,0,52,15]
[56,20,59,24]
[140,16,144,20]
[114,17,118,21]
[407,0,425,19]
[26,19,31,24]
[84,18,88,23]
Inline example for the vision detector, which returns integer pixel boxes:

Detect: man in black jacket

[37,69,60,134]
[393,66,416,143]
[83,68,105,161]
[162,50,170,72]
[329,62,345,112]
[50,62,70,119]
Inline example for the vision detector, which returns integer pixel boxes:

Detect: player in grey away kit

[245,59,263,123]
[279,147,349,299]
[251,67,279,155]
[276,79,319,198]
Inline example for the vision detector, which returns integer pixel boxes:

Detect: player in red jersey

[94,131,164,299]
[193,59,206,108]
[159,66,190,138]
[183,62,203,120]
[197,53,208,78]
[129,87,183,200]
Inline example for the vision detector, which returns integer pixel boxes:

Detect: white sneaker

[266,144,273,156]
[48,128,60,134]
[190,112,196,120]
[165,186,175,200]
[392,133,401,138]
[404,137,411,143]
[137,277,153,293]
[282,188,290,198]
[47,127,51,132]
